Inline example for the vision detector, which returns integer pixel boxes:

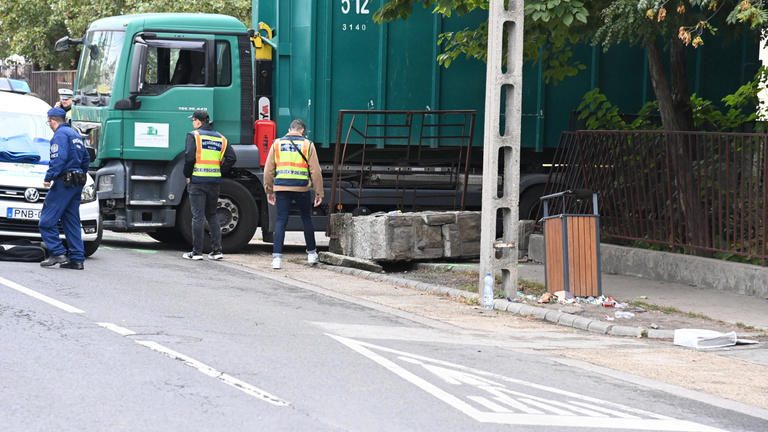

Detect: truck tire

[178,179,259,252]
[147,228,184,244]
[519,185,546,221]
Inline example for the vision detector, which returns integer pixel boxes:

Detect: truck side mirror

[54,36,83,52]
[115,42,147,111]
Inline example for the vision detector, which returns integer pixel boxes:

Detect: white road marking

[568,400,640,419]
[135,340,290,407]
[467,396,513,413]
[0,272,288,408]
[96,322,136,336]
[329,334,726,431]
[0,276,84,314]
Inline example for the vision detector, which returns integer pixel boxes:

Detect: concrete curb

[318,263,667,340]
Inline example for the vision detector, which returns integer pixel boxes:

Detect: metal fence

[545,131,768,263]
[27,70,76,105]
[328,110,477,215]
[1,65,76,105]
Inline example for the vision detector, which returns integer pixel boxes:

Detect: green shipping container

[255,1,759,152]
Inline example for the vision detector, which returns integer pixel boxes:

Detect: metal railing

[28,70,76,105]
[328,109,477,215]
[545,131,768,263]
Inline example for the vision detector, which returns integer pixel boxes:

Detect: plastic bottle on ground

[482,272,494,310]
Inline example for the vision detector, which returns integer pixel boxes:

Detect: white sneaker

[307,251,319,265]
[208,251,224,260]
[182,252,203,260]
[271,257,282,269]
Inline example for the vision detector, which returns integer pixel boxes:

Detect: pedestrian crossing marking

[329,334,725,431]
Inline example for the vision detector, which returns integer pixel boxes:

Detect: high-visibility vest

[274,136,311,187]
[192,130,228,178]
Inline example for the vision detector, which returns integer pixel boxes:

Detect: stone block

[557,313,577,327]
[442,223,462,258]
[319,252,384,273]
[516,305,538,317]
[387,214,414,227]
[571,316,593,330]
[531,306,549,320]
[587,320,613,335]
[413,221,443,259]
[646,329,675,340]
[422,212,457,225]
[328,213,353,255]
[609,325,646,338]
[457,212,482,241]
[544,310,563,323]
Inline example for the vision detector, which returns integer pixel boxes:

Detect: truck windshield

[78,30,125,96]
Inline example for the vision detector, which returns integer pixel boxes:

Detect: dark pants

[39,181,85,262]
[188,182,222,254]
[273,191,316,255]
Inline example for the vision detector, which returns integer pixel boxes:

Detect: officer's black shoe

[40,255,69,267]
[60,261,84,270]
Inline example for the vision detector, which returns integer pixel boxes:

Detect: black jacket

[183,126,237,182]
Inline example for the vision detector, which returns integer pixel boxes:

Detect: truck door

[121,36,216,161]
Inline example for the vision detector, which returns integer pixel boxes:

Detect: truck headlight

[81,183,96,203]
[98,174,114,193]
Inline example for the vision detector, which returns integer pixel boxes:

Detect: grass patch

[519,279,546,296]
[461,275,545,299]
[631,300,718,321]
[735,322,760,331]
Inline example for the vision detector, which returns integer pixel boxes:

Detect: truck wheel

[147,228,183,244]
[519,185,546,221]
[178,180,259,252]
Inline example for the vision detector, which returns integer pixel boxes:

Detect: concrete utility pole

[479,0,524,296]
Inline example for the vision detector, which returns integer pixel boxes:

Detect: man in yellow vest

[263,119,323,269]
[182,110,237,260]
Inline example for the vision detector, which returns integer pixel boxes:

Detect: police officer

[39,107,90,270]
[54,88,74,123]
[263,119,324,270]
[182,110,236,260]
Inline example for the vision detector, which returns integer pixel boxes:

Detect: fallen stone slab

[319,252,384,273]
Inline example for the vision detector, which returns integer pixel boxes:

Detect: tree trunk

[645,39,708,252]
[646,40,693,131]
[669,37,694,131]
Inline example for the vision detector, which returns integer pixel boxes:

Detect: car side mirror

[85,146,96,161]
[54,36,83,52]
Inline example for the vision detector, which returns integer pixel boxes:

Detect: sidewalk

[414,262,768,331]
[269,231,768,333]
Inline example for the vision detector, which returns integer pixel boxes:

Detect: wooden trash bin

[540,190,602,297]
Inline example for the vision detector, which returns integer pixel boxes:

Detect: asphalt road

[0,237,765,432]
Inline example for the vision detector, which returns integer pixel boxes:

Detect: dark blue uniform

[39,123,90,263]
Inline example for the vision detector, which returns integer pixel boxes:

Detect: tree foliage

[0,0,250,69]
[375,0,607,83]
[375,0,767,130]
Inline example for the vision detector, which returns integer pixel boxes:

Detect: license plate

[6,207,41,220]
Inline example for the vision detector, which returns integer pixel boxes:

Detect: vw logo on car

[24,187,40,203]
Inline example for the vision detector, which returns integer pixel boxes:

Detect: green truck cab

[63,14,264,251]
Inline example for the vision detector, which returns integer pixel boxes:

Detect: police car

[0,91,101,256]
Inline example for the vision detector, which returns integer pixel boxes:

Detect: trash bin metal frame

[541,191,602,297]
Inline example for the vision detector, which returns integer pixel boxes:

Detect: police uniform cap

[47,107,67,118]
[188,110,210,122]
[58,88,74,100]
